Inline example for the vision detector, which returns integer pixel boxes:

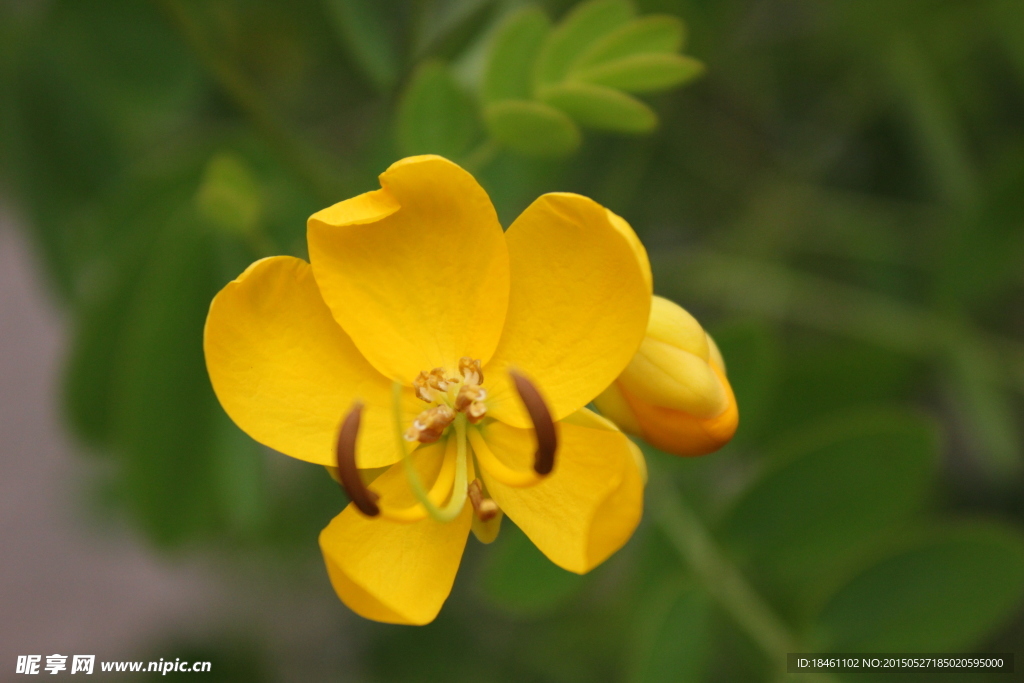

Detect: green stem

[156,0,346,205]
[647,470,794,658]
[655,248,1024,398]
[648,469,842,683]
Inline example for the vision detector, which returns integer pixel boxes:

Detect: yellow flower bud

[594,296,738,456]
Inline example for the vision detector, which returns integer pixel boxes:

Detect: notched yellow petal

[308,186,400,230]
[307,155,510,384]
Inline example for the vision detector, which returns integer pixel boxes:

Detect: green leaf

[62,156,206,447]
[814,524,1024,651]
[483,6,551,103]
[533,0,635,89]
[212,412,267,538]
[481,523,589,616]
[322,0,399,91]
[719,410,939,589]
[110,211,222,545]
[573,15,686,70]
[631,581,711,683]
[62,248,147,447]
[396,61,481,158]
[573,53,704,93]
[539,82,656,132]
[484,99,581,157]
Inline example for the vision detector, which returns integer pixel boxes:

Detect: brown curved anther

[509,371,557,475]
[335,402,380,517]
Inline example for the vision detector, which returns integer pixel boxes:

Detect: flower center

[333,366,559,532]
[405,357,488,443]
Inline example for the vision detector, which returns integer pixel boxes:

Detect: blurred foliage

[3,0,1024,680]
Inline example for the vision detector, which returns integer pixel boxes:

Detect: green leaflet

[396,61,481,159]
[539,82,656,133]
[573,15,686,69]
[483,6,551,103]
[477,2,700,156]
[572,53,705,93]
[533,0,635,89]
[484,99,581,157]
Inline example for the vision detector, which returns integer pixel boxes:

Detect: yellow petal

[607,209,653,291]
[320,443,473,625]
[204,256,416,468]
[617,337,728,418]
[485,194,651,427]
[307,155,510,383]
[476,408,644,573]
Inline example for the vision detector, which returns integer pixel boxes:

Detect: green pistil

[392,382,468,522]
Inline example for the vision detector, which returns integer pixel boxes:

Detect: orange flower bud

[594,296,738,456]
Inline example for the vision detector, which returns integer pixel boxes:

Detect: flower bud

[594,296,738,456]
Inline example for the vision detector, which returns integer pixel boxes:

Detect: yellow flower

[203,155,651,624]
[594,296,738,456]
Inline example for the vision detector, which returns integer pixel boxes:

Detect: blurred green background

[2,0,1024,680]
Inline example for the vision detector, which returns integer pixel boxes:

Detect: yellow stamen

[405,404,456,443]
[459,357,483,385]
[454,384,486,411]
[413,367,452,403]
[465,400,487,424]
[468,479,499,521]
